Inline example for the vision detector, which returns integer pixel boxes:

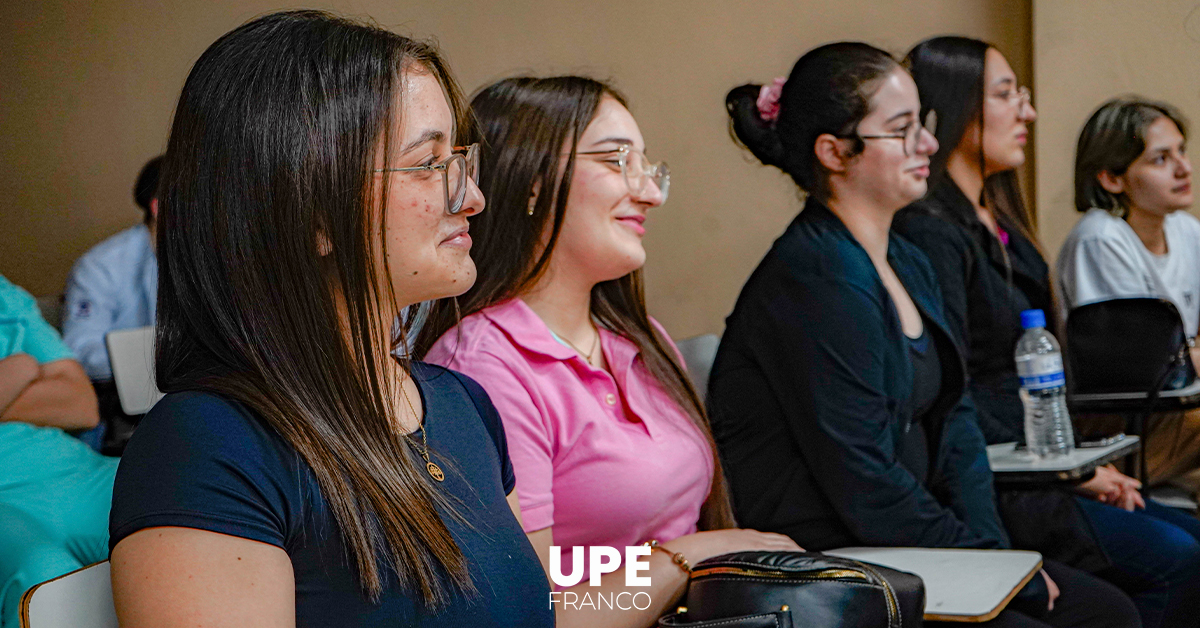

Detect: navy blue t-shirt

[109,362,553,627]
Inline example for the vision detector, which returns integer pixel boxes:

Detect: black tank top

[900,318,943,484]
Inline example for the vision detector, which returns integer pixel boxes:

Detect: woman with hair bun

[710,41,1139,627]
[894,36,1200,628]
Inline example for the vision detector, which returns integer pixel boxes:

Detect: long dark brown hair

[155,10,474,606]
[416,76,736,530]
[905,36,1037,244]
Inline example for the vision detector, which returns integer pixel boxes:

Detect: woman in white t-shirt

[1057,96,1200,492]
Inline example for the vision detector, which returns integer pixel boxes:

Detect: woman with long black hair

[893,35,1200,628]
[107,11,552,627]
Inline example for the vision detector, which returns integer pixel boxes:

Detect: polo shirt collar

[480,298,644,374]
[481,298,589,362]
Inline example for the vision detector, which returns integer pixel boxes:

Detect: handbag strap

[657,610,793,628]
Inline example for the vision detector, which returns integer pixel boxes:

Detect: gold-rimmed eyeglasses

[373,143,480,215]
[847,110,938,157]
[575,145,670,202]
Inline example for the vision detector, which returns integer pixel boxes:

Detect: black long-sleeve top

[708,202,1010,552]
[892,179,1053,445]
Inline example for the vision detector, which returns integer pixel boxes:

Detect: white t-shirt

[1056,207,1200,337]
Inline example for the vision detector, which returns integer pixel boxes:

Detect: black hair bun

[726,84,786,169]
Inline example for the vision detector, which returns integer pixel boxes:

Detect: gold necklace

[399,377,444,482]
[557,325,600,365]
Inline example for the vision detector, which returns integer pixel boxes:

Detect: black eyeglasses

[841,110,938,157]
[373,143,480,215]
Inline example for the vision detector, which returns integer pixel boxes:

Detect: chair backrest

[105,326,165,415]
[1065,297,1194,395]
[19,561,117,628]
[676,334,721,400]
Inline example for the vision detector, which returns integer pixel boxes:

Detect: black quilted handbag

[657,551,925,628]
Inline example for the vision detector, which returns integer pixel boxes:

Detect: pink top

[426,298,713,557]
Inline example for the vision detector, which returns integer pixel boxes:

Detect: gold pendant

[426,461,445,482]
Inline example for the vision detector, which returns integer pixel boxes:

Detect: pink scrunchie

[756,77,787,123]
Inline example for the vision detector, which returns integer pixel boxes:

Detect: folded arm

[0,357,99,429]
[0,353,39,414]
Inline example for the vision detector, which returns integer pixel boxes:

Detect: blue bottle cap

[1020,309,1046,329]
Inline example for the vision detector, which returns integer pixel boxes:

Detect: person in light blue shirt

[62,156,161,381]
[0,273,118,628]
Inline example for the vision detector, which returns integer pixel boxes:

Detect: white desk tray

[825,547,1042,622]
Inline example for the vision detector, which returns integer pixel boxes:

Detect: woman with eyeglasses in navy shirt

[106,11,552,628]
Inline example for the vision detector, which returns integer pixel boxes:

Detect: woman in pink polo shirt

[418,76,798,627]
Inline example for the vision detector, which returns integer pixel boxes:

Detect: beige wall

[1,0,1030,338]
[1034,0,1200,264]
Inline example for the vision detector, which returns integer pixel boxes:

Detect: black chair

[1065,297,1200,482]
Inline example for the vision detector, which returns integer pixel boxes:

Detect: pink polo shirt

[426,298,713,557]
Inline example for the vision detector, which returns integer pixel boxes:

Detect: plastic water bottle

[1015,309,1075,458]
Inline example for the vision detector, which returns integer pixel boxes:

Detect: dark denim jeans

[1076,496,1200,628]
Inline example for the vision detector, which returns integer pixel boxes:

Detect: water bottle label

[1017,354,1065,390]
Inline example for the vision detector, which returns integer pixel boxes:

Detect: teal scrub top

[0,274,111,491]
[0,275,74,365]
